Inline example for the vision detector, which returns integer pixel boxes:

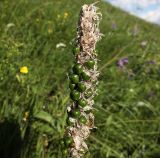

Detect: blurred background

[0,0,160,158]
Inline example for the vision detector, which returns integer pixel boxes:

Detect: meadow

[0,0,160,157]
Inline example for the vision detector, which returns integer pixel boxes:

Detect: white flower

[56,42,66,48]
[6,23,15,28]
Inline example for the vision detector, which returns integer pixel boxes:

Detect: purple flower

[117,57,128,68]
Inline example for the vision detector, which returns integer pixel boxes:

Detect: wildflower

[6,23,15,28]
[23,111,29,122]
[117,57,128,68]
[56,42,66,48]
[64,12,68,19]
[20,66,28,74]
[65,3,102,157]
[48,28,53,34]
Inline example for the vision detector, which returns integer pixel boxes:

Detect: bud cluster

[62,3,102,158]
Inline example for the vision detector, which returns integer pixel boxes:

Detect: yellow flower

[20,66,28,74]
[64,12,68,19]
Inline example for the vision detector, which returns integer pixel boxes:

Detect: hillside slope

[0,0,160,158]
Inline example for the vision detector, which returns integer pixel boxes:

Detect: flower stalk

[63,3,102,158]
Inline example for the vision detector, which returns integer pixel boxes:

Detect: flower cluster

[117,57,128,68]
[62,3,102,158]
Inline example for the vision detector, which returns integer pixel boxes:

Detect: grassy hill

[0,0,160,158]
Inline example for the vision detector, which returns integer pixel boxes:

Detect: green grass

[0,0,160,158]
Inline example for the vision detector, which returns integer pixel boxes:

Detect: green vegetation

[0,0,160,158]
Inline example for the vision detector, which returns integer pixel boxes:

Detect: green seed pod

[64,136,74,146]
[70,90,80,101]
[70,74,79,84]
[81,71,90,81]
[79,116,87,124]
[73,63,83,74]
[85,59,95,69]
[72,109,81,118]
[69,83,76,90]
[73,47,80,55]
[78,99,87,107]
[77,82,86,92]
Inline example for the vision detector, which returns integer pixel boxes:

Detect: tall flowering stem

[63,3,102,158]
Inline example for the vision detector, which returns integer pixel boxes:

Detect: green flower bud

[70,90,80,101]
[81,71,90,81]
[70,74,79,84]
[72,109,81,118]
[78,99,87,107]
[73,63,83,74]
[85,59,95,69]
[77,82,86,92]
[79,116,87,124]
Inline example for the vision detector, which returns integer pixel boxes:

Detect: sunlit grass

[0,0,160,158]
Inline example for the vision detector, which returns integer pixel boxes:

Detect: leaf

[34,111,54,127]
